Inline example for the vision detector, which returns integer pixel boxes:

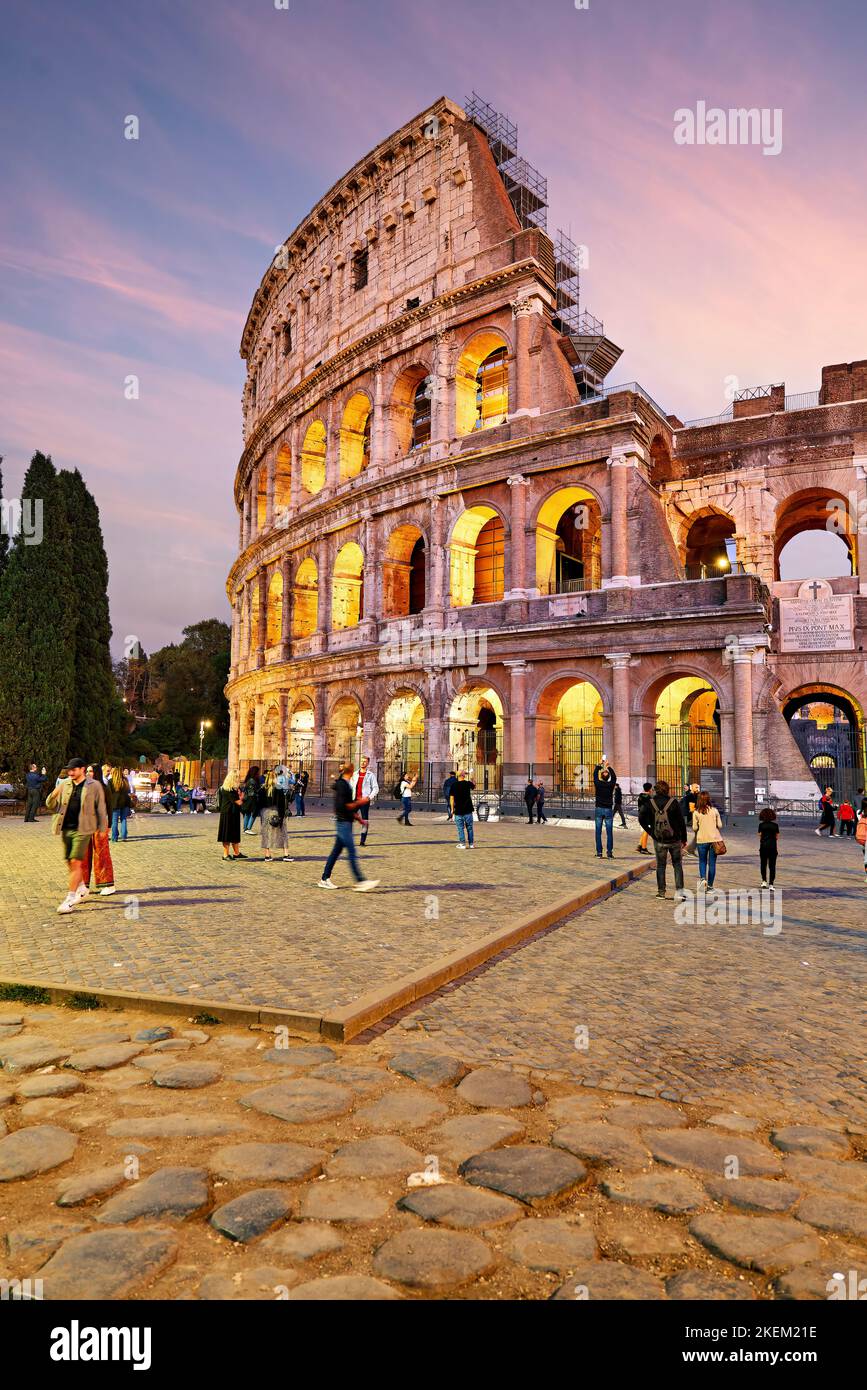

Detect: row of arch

[683,490,859,581]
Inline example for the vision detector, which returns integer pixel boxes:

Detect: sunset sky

[2,0,865,652]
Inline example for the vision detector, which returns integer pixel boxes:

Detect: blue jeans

[595,807,613,855]
[697,842,717,887]
[295,792,305,816]
[455,812,474,846]
[243,809,258,831]
[111,808,128,842]
[399,796,412,823]
[322,820,364,882]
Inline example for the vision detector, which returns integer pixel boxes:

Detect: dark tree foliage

[0,456,9,580]
[0,453,75,775]
[145,619,230,754]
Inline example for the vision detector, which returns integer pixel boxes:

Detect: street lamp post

[198,719,212,783]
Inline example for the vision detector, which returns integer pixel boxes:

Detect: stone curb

[0,860,654,1043]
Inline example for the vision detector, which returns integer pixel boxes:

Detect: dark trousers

[616,807,627,827]
[840,820,855,837]
[295,792,305,816]
[535,802,547,823]
[322,820,364,882]
[525,798,536,823]
[24,790,41,821]
[760,846,778,884]
[655,840,684,893]
[359,808,371,845]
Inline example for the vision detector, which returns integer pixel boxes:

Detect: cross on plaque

[807,581,823,601]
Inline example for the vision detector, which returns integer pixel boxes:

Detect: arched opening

[535,486,602,593]
[301,420,327,497]
[449,685,504,788]
[289,698,314,768]
[684,511,738,579]
[455,333,509,435]
[250,581,262,653]
[266,571,283,651]
[331,542,364,630]
[262,704,280,764]
[775,489,857,581]
[327,695,363,765]
[383,525,426,617]
[783,685,866,799]
[274,443,292,517]
[649,433,674,484]
[339,393,372,481]
[392,365,432,457]
[541,678,604,795]
[382,691,425,786]
[450,506,505,607]
[292,557,318,639]
[653,676,721,790]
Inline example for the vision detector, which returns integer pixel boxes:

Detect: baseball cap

[67,758,87,770]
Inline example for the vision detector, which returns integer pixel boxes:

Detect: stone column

[315,538,332,648]
[731,650,755,766]
[510,298,535,416]
[505,474,532,597]
[325,397,339,491]
[256,569,267,666]
[229,702,240,770]
[605,652,634,786]
[250,469,260,542]
[430,329,454,459]
[313,685,328,762]
[370,366,387,477]
[289,424,302,511]
[265,448,276,531]
[241,490,251,549]
[279,692,289,764]
[504,661,531,766]
[280,555,292,660]
[604,447,643,588]
[427,496,446,619]
[252,696,264,763]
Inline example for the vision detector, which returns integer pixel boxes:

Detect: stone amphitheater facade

[226,95,867,802]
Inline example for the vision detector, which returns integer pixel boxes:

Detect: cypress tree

[0,452,75,774]
[57,469,116,760]
[0,456,9,581]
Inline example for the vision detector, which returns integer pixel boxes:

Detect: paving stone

[603,1215,689,1259]
[646,1128,782,1178]
[707,1113,760,1134]
[213,1034,259,1050]
[151,1038,193,1052]
[0,1013,24,1025]
[782,1155,867,1199]
[298,1181,390,1224]
[796,1194,867,1241]
[398,1184,522,1229]
[770,1126,851,1159]
[0,1040,70,1073]
[504,1217,597,1271]
[56,1165,128,1207]
[775,1264,862,1300]
[152,1061,222,1090]
[552,1121,650,1169]
[92,1066,150,1089]
[601,1170,707,1214]
[667,1271,757,1300]
[327,1136,424,1180]
[19,1097,79,1122]
[0,1024,23,1038]
[38,1228,178,1299]
[459,1145,586,1204]
[17,1074,84,1099]
[97,1167,209,1223]
[605,1100,689,1129]
[704,1176,801,1214]
[132,1056,170,1073]
[240,1078,354,1125]
[0,1084,14,1109]
[71,1030,131,1048]
[431,1113,525,1165]
[134,1027,173,1042]
[197,1266,298,1300]
[0,1124,78,1180]
[260,1222,345,1262]
[689,1213,821,1274]
[227,1068,280,1084]
[372,1229,495,1289]
[210,1142,326,1184]
[456,1068,533,1109]
[355,1091,447,1132]
[288,1275,401,1300]
[308,1063,388,1093]
[551,1262,666,1300]
[66,1043,147,1072]
[5,1220,91,1274]
[387,1049,467,1088]
[180,1030,210,1045]
[261,1044,337,1067]
[544,1095,609,1125]
[106,1113,246,1139]
[210,1189,293,1242]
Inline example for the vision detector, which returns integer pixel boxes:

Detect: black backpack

[653,798,677,842]
[392,780,404,799]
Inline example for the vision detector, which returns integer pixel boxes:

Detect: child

[838,799,856,837]
[758,806,779,889]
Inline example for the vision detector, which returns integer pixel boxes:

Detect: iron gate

[552,727,603,794]
[654,726,722,791]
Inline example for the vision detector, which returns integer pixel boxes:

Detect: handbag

[713,839,727,856]
[269,811,282,828]
[856,817,867,845]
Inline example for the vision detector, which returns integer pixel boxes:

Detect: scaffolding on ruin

[465,92,548,232]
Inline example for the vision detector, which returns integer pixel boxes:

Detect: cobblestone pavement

[375,828,867,1125]
[1,1005,865,1301]
[0,812,642,1013]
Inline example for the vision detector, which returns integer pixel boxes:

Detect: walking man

[295,767,308,816]
[318,762,379,891]
[46,759,108,913]
[535,780,548,824]
[24,763,47,821]
[593,757,617,859]
[638,779,688,900]
[636,782,653,854]
[613,781,627,828]
[443,770,457,820]
[524,777,537,823]
[355,756,379,846]
[450,769,476,849]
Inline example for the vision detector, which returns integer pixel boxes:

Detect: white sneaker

[282,855,294,862]
[353,879,380,892]
[760,880,768,888]
[814,829,822,835]
[317,879,338,889]
[57,894,76,914]
[99,886,117,896]
[73,883,90,902]
[698,878,707,890]
[455,843,467,850]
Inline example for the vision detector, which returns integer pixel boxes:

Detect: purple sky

[2,0,865,653]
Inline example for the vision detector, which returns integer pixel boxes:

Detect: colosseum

[226,93,867,811]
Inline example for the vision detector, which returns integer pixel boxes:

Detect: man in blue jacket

[593,757,617,859]
[24,763,47,822]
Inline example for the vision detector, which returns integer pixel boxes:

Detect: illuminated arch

[383,689,426,771]
[683,508,737,577]
[301,420,327,496]
[274,443,292,515]
[327,694,363,762]
[293,557,318,638]
[331,542,364,630]
[383,524,426,616]
[449,683,505,776]
[449,505,505,607]
[392,363,432,456]
[339,392,371,481]
[266,570,283,649]
[455,331,509,436]
[535,485,602,593]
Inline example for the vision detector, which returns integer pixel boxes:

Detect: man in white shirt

[355,756,379,845]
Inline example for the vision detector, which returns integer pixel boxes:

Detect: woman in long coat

[217,771,244,860]
[259,769,293,862]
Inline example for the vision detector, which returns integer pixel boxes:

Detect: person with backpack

[450,769,476,848]
[443,771,457,820]
[108,767,131,842]
[815,786,836,836]
[318,761,379,891]
[295,767,309,816]
[396,772,417,826]
[758,806,780,888]
[838,799,856,836]
[636,782,653,854]
[242,766,261,833]
[524,778,538,824]
[693,790,723,891]
[355,756,379,845]
[638,779,687,900]
[613,781,627,829]
[593,757,617,859]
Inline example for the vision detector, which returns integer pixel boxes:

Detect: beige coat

[692,807,722,844]
[46,777,108,835]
